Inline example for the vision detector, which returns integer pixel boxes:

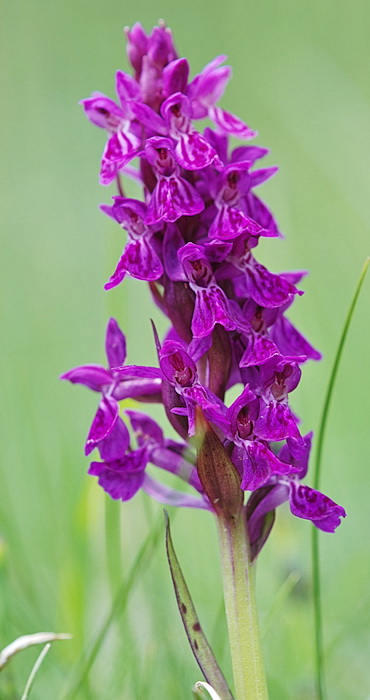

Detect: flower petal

[146,176,205,225]
[192,286,236,338]
[289,483,346,532]
[98,416,130,461]
[60,364,112,391]
[209,105,257,140]
[142,474,210,509]
[255,401,302,442]
[105,318,127,369]
[85,396,119,455]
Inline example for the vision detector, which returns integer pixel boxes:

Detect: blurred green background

[1,0,369,698]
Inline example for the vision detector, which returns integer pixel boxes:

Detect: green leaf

[164,512,234,700]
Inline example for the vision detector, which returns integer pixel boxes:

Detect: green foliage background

[1,1,369,698]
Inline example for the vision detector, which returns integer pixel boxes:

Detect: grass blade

[61,512,165,700]
[311,257,369,700]
[164,511,234,700]
[21,643,51,700]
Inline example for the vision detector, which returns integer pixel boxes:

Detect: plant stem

[216,512,269,700]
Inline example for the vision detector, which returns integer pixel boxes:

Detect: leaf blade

[164,511,234,700]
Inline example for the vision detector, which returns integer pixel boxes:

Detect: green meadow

[1,1,369,698]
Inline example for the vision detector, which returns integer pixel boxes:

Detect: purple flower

[66,21,346,545]
[81,72,142,185]
[178,243,236,338]
[145,137,205,224]
[60,318,161,454]
[187,55,257,139]
[101,198,163,286]
[246,434,346,551]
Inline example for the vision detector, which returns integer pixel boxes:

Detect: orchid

[62,21,346,700]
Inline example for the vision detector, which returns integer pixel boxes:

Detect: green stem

[216,512,268,700]
[311,257,369,700]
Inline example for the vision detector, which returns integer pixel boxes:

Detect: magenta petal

[105,239,163,287]
[98,417,130,461]
[162,58,189,98]
[209,105,257,140]
[241,441,299,491]
[80,94,123,129]
[255,401,302,442]
[231,145,269,164]
[159,341,197,387]
[60,364,112,391]
[85,396,119,455]
[105,318,127,369]
[142,474,210,510]
[226,384,257,435]
[89,450,147,501]
[251,166,279,187]
[174,131,221,170]
[163,225,186,281]
[246,262,301,308]
[112,364,163,379]
[192,286,236,337]
[278,432,313,478]
[188,55,230,110]
[100,132,141,185]
[115,70,141,105]
[271,315,322,361]
[100,157,119,187]
[126,410,164,445]
[245,193,281,238]
[209,205,265,241]
[289,483,346,532]
[239,333,280,367]
[246,482,289,556]
[104,260,127,289]
[146,176,205,225]
[240,441,275,490]
[130,102,167,134]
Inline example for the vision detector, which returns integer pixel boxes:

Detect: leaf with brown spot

[164,512,234,700]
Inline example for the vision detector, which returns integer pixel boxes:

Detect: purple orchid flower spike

[101,197,163,287]
[67,25,349,698]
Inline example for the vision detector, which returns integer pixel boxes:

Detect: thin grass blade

[311,257,369,700]
[164,511,234,700]
[20,643,51,700]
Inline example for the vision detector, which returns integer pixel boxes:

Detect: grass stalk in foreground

[311,257,369,700]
